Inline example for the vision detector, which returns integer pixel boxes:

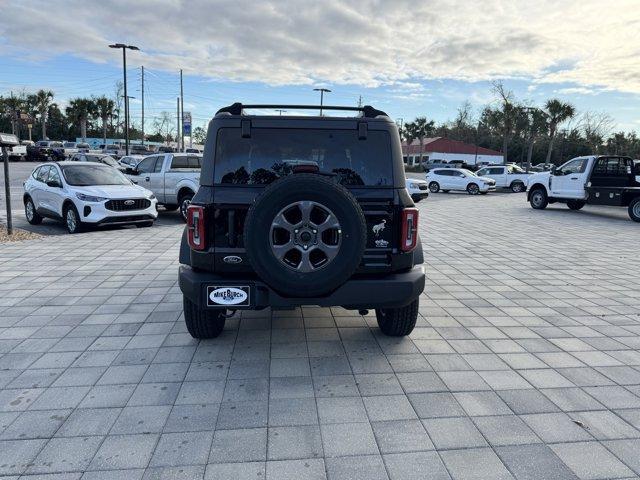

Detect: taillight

[187,205,206,250]
[401,208,419,252]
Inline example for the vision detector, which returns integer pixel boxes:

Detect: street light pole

[275,109,287,116]
[109,43,139,155]
[313,88,331,116]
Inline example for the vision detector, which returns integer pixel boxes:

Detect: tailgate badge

[223,255,242,264]
[372,219,386,237]
[375,239,389,248]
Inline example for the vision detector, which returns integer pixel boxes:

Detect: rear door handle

[145,176,150,181]
[570,177,579,180]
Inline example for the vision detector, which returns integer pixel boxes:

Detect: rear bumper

[179,264,425,310]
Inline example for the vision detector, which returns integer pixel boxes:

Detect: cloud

[1,0,640,93]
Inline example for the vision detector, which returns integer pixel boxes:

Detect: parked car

[96,144,126,158]
[178,102,425,339]
[69,153,126,172]
[26,140,65,162]
[23,162,158,233]
[9,142,27,160]
[406,178,429,202]
[130,144,151,155]
[422,161,454,172]
[527,155,640,222]
[426,168,496,194]
[118,155,145,169]
[126,152,201,220]
[157,146,175,153]
[475,164,532,192]
[185,148,202,154]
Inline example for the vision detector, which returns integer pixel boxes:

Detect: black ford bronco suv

[178,103,425,338]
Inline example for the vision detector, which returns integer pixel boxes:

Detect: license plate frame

[206,285,251,308]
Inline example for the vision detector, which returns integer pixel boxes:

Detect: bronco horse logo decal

[372,219,386,237]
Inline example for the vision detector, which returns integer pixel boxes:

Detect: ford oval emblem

[124,199,135,206]
[209,287,248,305]
[223,255,242,264]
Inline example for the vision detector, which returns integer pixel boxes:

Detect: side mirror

[550,166,558,175]
[126,167,138,175]
[46,180,61,188]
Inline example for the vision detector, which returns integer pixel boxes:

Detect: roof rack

[216,103,388,118]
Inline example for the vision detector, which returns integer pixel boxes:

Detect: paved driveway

[1,186,640,479]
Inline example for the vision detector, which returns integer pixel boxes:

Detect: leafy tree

[543,99,576,165]
[523,108,548,167]
[486,82,520,165]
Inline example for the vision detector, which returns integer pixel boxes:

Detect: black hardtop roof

[216,103,389,119]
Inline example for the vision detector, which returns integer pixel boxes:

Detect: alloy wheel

[269,200,342,272]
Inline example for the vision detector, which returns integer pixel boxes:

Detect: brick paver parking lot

[1,183,640,479]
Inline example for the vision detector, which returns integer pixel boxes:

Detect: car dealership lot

[1,175,640,478]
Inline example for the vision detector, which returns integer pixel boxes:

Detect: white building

[402,137,504,166]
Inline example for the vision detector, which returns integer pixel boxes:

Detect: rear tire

[629,197,640,222]
[511,182,525,193]
[24,197,42,225]
[183,296,226,339]
[567,200,586,211]
[428,182,440,193]
[529,188,548,210]
[178,192,194,222]
[163,205,179,211]
[375,299,419,337]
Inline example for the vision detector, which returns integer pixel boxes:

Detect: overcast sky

[1,0,639,131]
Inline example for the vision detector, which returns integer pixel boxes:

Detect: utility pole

[357,95,362,108]
[141,66,145,145]
[109,43,139,155]
[176,97,180,151]
[275,109,287,116]
[313,88,331,116]
[180,69,184,153]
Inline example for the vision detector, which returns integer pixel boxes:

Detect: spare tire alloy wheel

[244,174,367,297]
[270,201,341,272]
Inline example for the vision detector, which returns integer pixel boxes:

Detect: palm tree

[94,96,115,142]
[65,98,97,141]
[544,99,576,165]
[411,117,436,165]
[32,90,54,140]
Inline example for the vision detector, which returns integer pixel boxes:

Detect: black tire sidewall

[530,189,548,209]
[629,198,640,222]
[467,183,479,195]
[179,192,194,221]
[64,204,81,234]
[244,175,366,297]
[25,197,41,224]
[428,182,440,193]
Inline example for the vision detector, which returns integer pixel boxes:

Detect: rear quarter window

[214,128,393,186]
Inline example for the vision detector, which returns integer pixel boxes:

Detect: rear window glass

[171,155,201,169]
[214,128,392,186]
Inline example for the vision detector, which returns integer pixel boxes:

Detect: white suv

[23,162,158,233]
[426,168,496,195]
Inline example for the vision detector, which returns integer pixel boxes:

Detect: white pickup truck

[126,153,201,221]
[475,164,532,193]
[527,155,640,222]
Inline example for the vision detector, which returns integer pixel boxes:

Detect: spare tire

[244,173,367,297]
